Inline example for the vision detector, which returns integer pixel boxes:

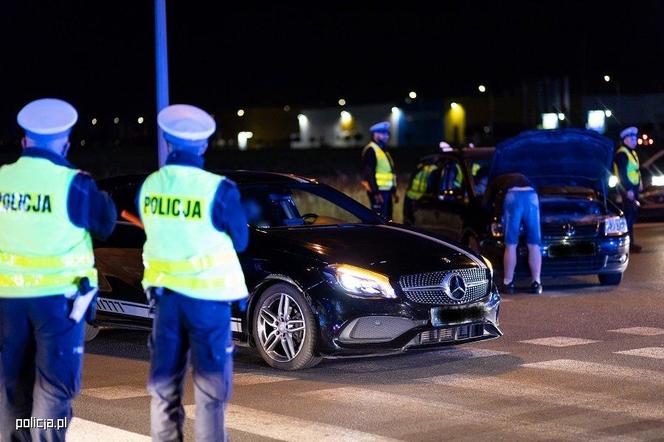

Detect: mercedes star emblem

[442,272,467,300]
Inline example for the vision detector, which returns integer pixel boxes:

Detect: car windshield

[240,182,382,229]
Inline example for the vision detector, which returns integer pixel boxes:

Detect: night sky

[2,1,663,121]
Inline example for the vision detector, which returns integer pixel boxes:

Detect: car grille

[541,222,599,239]
[418,323,485,344]
[399,267,490,305]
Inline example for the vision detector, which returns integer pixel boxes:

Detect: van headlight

[652,175,664,187]
[325,264,396,299]
[608,175,619,188]
[604,216,628,236]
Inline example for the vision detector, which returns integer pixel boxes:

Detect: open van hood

[489,129,615,193]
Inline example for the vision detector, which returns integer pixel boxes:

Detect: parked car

[635,147,664,221]
[90,171,501,370]
[408,129,630,285]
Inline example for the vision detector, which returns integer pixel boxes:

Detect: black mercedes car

[90,171,501,370]
[408,129,630,285]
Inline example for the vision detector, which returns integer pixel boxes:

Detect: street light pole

[155,0,170,167]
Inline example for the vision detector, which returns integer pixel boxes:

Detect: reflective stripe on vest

[363,142,396,191]
[0,156,97,297]
[140,165,248,301]
[613,146,641,186]
[406,164,438,200]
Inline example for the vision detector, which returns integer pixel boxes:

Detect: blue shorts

[503,189,541,246]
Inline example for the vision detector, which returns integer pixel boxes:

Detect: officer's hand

[375,193,384,204]
[627,190,635,201]
[236,298,248,312]
[393,192,400,204]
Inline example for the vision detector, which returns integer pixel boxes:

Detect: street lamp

[338,98,346,106]
[237,109,245,117]
[478,84,486,93]
[408,91,417,99]
[603,75,611,83]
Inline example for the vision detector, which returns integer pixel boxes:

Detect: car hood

[489,128,615,192]
[261,224,486,276]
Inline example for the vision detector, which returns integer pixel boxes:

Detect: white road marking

[184,404,401,441]
[519,336,600,347]
[609,326,664,336]
[82,385,148,400]
[523,359,664,385]
[67,418,150,442]
[615,347,664,359]
[233,372,295,386]
[299,386,635,441]
[418,373,664,421]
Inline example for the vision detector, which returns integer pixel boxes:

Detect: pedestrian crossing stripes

[609,326,664,336]
[67,418,150,442]
[523,359,664,385]
[184,404,402,441]
[82,385,147,400]
[519,336,600,347]
[615,347,664,359]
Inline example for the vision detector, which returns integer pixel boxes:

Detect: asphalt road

[68,223,664,441]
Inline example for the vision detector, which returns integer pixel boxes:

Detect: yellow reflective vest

[613,146,641,187]
[139,165,248,301]
[0,157,97,297]
[406,164,438,200]
[363,142,396,191]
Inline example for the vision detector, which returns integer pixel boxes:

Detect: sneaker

[530,281,543,294]
[630,243,642,253]
[502,281,516,294]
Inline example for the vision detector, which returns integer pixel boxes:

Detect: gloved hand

[235,298,248,312]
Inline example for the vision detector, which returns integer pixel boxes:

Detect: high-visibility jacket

[363,142,396,191]
[613,145,641,187]
[0,157,97,297]
[139,165,248,301]
[406,164,438,200]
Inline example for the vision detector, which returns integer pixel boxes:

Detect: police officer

[361,121,397,219]
[0,98,116,441]
[613,126,642,253]
[140,104,249,441]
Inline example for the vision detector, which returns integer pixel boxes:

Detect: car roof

[419,147,495,163]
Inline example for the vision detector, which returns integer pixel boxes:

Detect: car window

[439,161,465,195]
[241,183,378,228]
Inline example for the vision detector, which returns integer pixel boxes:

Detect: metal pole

[155,0,169,167]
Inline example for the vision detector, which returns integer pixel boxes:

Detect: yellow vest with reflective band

[613,146,641,186]
[139,165,248,301]
[406,164,438,200]
[363,142,396,191]
[0,156,97,297]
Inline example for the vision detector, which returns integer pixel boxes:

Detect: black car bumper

[308,283,502,357]
[482,235,629,277]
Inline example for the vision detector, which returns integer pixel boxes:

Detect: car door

[411,161,445,234]
[433,159,468,241]
[93,179,149,320]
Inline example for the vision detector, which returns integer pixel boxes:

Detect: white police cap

[158,104,216,144]
[370,121,390,133]
[620,126,638,139]
[17,98,78,138]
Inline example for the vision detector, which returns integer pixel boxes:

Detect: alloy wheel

[256,292,307,362]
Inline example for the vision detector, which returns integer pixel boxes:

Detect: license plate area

[430,306,485,327]
[548,242,595,258]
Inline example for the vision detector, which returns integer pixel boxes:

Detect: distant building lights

[113,117,120,124]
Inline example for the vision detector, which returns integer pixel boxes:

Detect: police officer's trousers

[0,296,84,442]
[367,191,394,220]
[148,290,234,442]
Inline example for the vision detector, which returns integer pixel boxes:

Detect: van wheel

[598,273,622,286]
[84,323,100,342]
[253,283,322,370]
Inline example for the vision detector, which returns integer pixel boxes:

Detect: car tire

[84,322,100,342]
[598,273,622,286]
[252,283,322,370]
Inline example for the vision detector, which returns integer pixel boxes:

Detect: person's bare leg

[503,244,517,284]
[527,244,541,283]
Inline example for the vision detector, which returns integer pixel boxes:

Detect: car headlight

[604,216,628,236]
[480,255,494,278]
[652,175,664,187]
[326,264,396,299]
[608,175,619,188]
[490,222,503,238]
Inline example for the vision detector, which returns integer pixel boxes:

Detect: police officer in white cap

[0,98,116,441]
[613,126,642,252]
[139,104,249,441]
[361,121,398,219]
